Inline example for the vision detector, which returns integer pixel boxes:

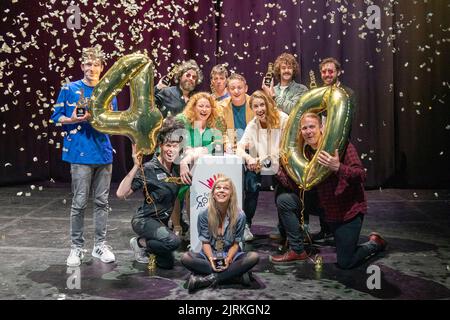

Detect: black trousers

[132,216,181,269]
[181,251,259,283]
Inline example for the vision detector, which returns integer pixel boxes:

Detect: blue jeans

[276,192,305,253]
[329,214,381,269]
[131,216,181,269]
[243,170,261,226]
[70,164,112,247]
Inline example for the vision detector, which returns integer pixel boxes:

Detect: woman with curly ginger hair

[172,92,227,235]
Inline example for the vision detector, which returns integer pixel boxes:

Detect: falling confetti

[0,0,448,190]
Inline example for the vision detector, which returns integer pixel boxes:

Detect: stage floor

[0,184,449,300]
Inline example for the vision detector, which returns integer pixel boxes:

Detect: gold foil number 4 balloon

[89,53,163,155]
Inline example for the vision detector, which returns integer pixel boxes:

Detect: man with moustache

[262,52,308,115]
[319,57,355,101]
[309,57,356,244]
[155,60,203,235]
[155,59,203,117]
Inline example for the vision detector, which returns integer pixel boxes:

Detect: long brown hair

[207,176,239,238]
[249,90,281,129]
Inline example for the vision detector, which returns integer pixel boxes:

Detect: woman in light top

[236,90,289,241]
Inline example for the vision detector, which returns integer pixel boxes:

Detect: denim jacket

[274,80,308,114]
[197,209,246,255]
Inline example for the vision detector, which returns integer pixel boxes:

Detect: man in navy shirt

[51,46,118,267]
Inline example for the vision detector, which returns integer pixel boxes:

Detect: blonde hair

[299,112,323,151]
[249,90,281,129]
[227,73,247,86]
[182,92,220,129]
[207,176,239,238]
[300,112,321,124]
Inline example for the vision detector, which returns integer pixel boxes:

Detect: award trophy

[161,64,179,86]
[76,89,88,117]
[309,70,318,89]
[263,62,274,87]
[214,236,226,270]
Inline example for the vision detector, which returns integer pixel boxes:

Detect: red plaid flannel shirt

[317,143,367,223]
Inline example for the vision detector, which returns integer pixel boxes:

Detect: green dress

[175,113,227,200]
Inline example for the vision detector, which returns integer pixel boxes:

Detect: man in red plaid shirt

[270,113,387,267]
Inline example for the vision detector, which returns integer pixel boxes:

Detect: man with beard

[262,52,308,115]
[155,60,203,236]
[155,59,203,117]
[319,57,355,100]
[309,57,356,244]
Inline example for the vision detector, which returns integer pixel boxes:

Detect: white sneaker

[66,247,86,267]
[244,224,254,241]
[92,242,115,263]
[130,237,149,264]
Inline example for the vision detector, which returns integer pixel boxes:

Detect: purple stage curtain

[0,0,449,188]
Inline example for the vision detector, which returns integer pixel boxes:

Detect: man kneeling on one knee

[270,113,386,268]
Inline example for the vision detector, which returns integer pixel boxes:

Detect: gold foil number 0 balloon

[89,53,163,155]
[280,86,354,190]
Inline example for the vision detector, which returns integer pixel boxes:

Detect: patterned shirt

[51,80,118,165]
[277,143,367,223]
[316,143,367,223]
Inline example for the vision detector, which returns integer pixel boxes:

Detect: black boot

[187,273,218,293]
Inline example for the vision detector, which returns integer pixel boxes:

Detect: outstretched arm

[116,144,142,199]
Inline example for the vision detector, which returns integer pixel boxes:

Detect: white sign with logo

[189,155,243,252]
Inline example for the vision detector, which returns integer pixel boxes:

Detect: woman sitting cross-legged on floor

[181,175,259,293]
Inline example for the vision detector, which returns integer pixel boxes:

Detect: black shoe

[181,219,189,234]
[187,273,218,293]
[311,230,334,243]
[240,271,252,286]
[277,238,288,253]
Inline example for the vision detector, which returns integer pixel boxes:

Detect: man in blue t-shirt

[51,46,118,267]
[221,73,255,242]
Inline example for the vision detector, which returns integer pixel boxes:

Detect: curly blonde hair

[249,90,281,129]
[182,92,220,128]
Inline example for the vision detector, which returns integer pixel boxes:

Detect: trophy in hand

[161,64,179,86]
[76,89,88,118]
[263,62,274,87]
[214,236,226,270]
[309,70,318,89]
